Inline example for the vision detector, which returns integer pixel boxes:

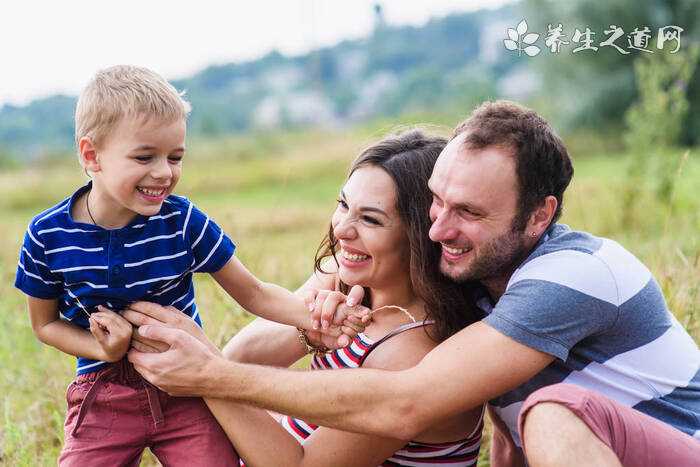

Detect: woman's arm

[205,326,437,466]
[204,397,406,467]
[222,317,303,366]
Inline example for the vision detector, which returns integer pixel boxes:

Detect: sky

[0,0,512,107]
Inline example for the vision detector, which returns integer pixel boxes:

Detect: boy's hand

[89,309,133,362]
[304,285,371,348]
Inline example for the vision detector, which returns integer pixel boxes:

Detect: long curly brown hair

[314,129,482,341]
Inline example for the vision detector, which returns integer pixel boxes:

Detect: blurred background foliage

[1,0,698,161]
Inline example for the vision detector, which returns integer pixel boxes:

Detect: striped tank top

[282,321,484,466]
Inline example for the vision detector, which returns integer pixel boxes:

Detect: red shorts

[59,359,239,466]
[518,383,700,466]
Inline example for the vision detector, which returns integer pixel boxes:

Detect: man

[128,101,700,466]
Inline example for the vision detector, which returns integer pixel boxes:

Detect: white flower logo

[504,19,541,57]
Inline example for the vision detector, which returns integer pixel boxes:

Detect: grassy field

[0,128,698,465]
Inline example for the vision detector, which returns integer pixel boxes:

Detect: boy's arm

[223,267,338,366]
[211,257,317,331]
[28,296,132,362]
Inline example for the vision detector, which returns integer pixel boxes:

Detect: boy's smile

[81,116,186,229]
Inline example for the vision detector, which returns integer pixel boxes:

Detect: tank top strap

[358,320,435,367]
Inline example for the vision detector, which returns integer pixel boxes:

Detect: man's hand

[127,324,223,396]
[303,285,371,348]
[89,308,132,362]
[116,302,220,355]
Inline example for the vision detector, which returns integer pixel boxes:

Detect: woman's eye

[337,199,348,209]
[362,216,380,225]
[135,156,153,162]
[169,156,183,164]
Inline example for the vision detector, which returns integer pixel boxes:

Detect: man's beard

[441,227,530,283]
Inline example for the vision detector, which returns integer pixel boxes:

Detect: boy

[15,65,360,466]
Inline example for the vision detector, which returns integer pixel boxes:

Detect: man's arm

[130,320,554,440]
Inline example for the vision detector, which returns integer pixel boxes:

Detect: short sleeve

[482,252,619,361]
[183,201,236,273]
[15,223,63,299]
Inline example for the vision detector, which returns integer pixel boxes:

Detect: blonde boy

[15,65,359,465]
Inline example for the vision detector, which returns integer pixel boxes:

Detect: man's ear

[527,195,558,237]
[78,137,100,173]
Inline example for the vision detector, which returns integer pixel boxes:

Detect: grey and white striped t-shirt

[482,224,700,447]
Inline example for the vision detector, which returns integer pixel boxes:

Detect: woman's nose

[333,215,357,240]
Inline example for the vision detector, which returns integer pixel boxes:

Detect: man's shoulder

[510,225,652,307]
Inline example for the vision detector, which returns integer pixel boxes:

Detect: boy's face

[90,116,186,226]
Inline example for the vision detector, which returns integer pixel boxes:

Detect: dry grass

[0,131,697,466]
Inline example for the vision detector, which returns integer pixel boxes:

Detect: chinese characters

[504,20,684,57]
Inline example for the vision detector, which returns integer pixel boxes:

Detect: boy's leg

[518,383,700,467]
[59,367,148,466]
[150,393,239,466]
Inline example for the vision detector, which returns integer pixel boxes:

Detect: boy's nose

[150,158,173,180]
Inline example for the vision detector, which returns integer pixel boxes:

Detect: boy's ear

[78,137,100,173]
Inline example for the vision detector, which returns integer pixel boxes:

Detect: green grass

[0,130,697,465]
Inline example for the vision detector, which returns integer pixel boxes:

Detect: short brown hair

[453,100,573,230]
[75,65,191,149]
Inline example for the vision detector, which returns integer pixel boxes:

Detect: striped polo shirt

[483,224,700,447]
[15,182,235,375]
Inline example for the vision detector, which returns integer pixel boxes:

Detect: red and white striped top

[281,323,484,466]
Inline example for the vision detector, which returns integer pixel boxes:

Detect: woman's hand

[114,302,220,355]
[306,285,371,348]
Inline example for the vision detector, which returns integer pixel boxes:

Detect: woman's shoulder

[361,320,438,371]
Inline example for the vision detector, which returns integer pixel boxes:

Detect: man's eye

[135,155,153,162]
[169,156,183,164]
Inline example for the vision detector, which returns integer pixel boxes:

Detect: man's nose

[429,210,458,242]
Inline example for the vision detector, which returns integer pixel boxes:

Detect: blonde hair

[75,65,191,148]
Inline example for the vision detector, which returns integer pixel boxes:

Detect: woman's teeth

[342,250,369,262]
[444,245,469,255]
[137,187,166,196]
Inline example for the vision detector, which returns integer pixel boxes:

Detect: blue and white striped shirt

[15,182,235,375]
[483,224,700,445]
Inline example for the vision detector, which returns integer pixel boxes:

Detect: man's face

[428,133,530,291]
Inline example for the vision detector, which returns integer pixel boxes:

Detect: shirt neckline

[66,181,150,232]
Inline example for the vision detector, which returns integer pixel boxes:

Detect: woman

[127,130,485,466]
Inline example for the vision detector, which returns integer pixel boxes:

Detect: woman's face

[332,165,410,290]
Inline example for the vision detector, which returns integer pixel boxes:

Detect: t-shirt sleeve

[482,251,619,361]
[184,201,236,273]
[15,223,63,299]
